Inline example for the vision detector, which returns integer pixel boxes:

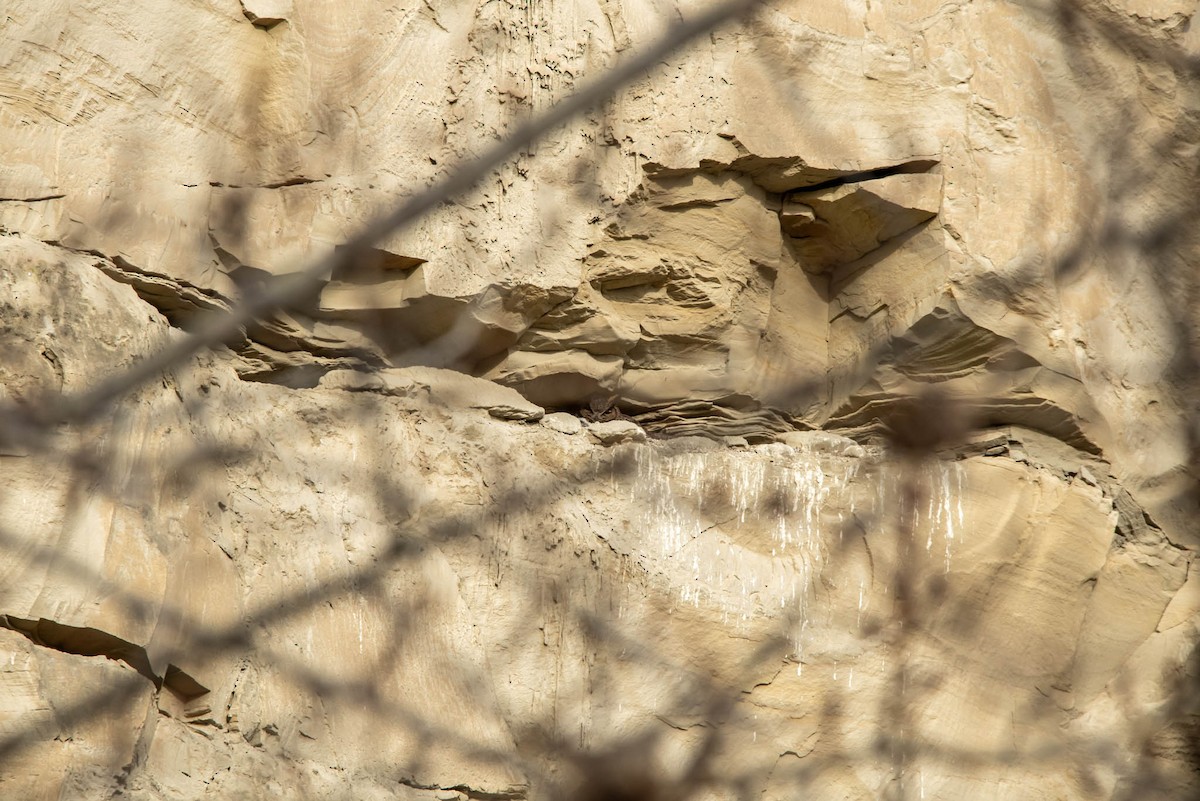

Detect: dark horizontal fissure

[792,159,938,194]
[0,194,65,203]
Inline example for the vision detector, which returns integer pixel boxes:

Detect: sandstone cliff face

[1,1,1199,799]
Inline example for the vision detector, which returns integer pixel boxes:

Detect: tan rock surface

[1,0,1198,799]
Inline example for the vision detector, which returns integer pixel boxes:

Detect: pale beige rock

[1,0,1198,799]
[320,368,420,394]
[1158,561,1200,632]
[587,420,647,446]
[1071,539,1186,702]
[777,430,866,458]
[540,412,583,436]
[320,367,544,421]
[633,401,793,441]
[486,349,624,408]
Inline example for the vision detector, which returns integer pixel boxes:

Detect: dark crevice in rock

[654,197,735,211]
[260,176,319,188]
[398,778,528,801]
[206,177,320,189]
[0,614,208,700]
[644,139,938,194]
[788,159,940,194]
[828,302,888,325]
[329,246,426,283]
[0,194,65,203]
[451,787,528,801]
[669,133,942,192]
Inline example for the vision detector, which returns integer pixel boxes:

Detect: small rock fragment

[319,370,393,393]
[403,367,546,421]
[588,420,646,445]
[656,436,723,455]
[778,430,865,458]
[541,412,583,435]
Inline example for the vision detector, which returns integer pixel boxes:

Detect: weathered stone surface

[633,400,794,442]
[540,412,583,436]
[777,430,866,458]
[486,349,624,408]
[321,366,545,421]
[7,0,1184,471]
[0,257,1194,799]
[586,419,646,446]
[1,0,1198,799]
[1158,561,1200,632]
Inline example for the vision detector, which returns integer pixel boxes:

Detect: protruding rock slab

[320,368,544,421]
[487,350,624,408]
[587,420,647,445]
[783,173,942,273]
[540,412,583,435]
[241,0,291,28]
[777,430,866,458]
[634,401,794,442]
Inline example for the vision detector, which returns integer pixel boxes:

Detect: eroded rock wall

[1,0,1198,799]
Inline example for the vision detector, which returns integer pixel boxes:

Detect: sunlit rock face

[4,0,1192,498]
[2,0,1199,800]
[0,260,1185,799]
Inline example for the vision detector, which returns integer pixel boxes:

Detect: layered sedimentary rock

[2,0,1199,799]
